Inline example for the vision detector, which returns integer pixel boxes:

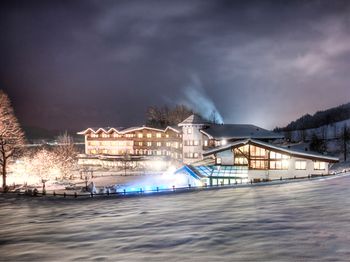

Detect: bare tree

[339,124,350,161]
[0,90,25,191]
[55,132,78,179]
[320,126,327,140]
[146,104,195,128]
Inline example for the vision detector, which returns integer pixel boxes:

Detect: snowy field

[0,174,350,261]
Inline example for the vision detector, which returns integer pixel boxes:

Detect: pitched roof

[203,138,339,162]
[178,114,209,126]
[77,125,177,135]
[200,124,284,140]
[77,127,125,134]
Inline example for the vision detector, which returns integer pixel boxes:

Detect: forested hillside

[275,102,350,132]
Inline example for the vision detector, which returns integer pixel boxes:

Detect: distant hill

[275,102,350,132]
[22,126,82,142]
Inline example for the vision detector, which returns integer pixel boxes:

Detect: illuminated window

[102,133,109,138]
[138,133,143,138]
[234,157,248,165]
[166,142,171,147]
[270,160,289,170]
[125,133,134,138]
[147,133,152,138]
[194,140,199,146]
[138,142,143,146]
[314,161,326,170]
[156,142,161,147]
[270,151,289,159]
[234,145,249,155]
[165,134,169,138]
[204,140,208,147]
[250,160,268,169]
[157,150,161,155]
[250,145,267,157]
[295,160,307,170]
[156,133,162,138]
[147,142,152,147]
[216,157,222,165]
[187,128,192,134]
[194,153,199,158]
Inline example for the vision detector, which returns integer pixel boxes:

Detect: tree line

[145,105,221,128]
[274,102,350,132]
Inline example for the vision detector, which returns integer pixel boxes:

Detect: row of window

[88,141,182,148]
[234,145,291,160]
[88,141,134,146]
[89,132,176,139]
[88,149,183,158]
[184,140,200,146]
[184,152,200,158]
[233,157,326,170]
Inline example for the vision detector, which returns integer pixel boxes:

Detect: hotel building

[78,114,338,179]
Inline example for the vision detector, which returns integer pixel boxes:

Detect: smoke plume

[181,76,224,123]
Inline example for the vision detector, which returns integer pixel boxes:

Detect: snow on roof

[203,138,339,162]
[77,125,178,135]
[201,124,284,140]
[77,127,125,134]
[178,114,209,126]
[121,126,166,133]
[165,125,181,133]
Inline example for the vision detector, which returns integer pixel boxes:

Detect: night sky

[1,0,350,131]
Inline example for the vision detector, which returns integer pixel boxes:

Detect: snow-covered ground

[1,173,350,261]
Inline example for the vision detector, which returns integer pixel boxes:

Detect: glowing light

[282,159,290,169]
[152,160,166,171]
[221,139,227,146]
[115,165,203,193]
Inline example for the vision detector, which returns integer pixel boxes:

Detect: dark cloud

[1,0,350,130]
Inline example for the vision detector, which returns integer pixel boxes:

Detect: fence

[3,171,344,199]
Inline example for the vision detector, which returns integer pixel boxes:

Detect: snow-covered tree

[54,132,78,179]
[31,148,61,181]
[0,90,25,191]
